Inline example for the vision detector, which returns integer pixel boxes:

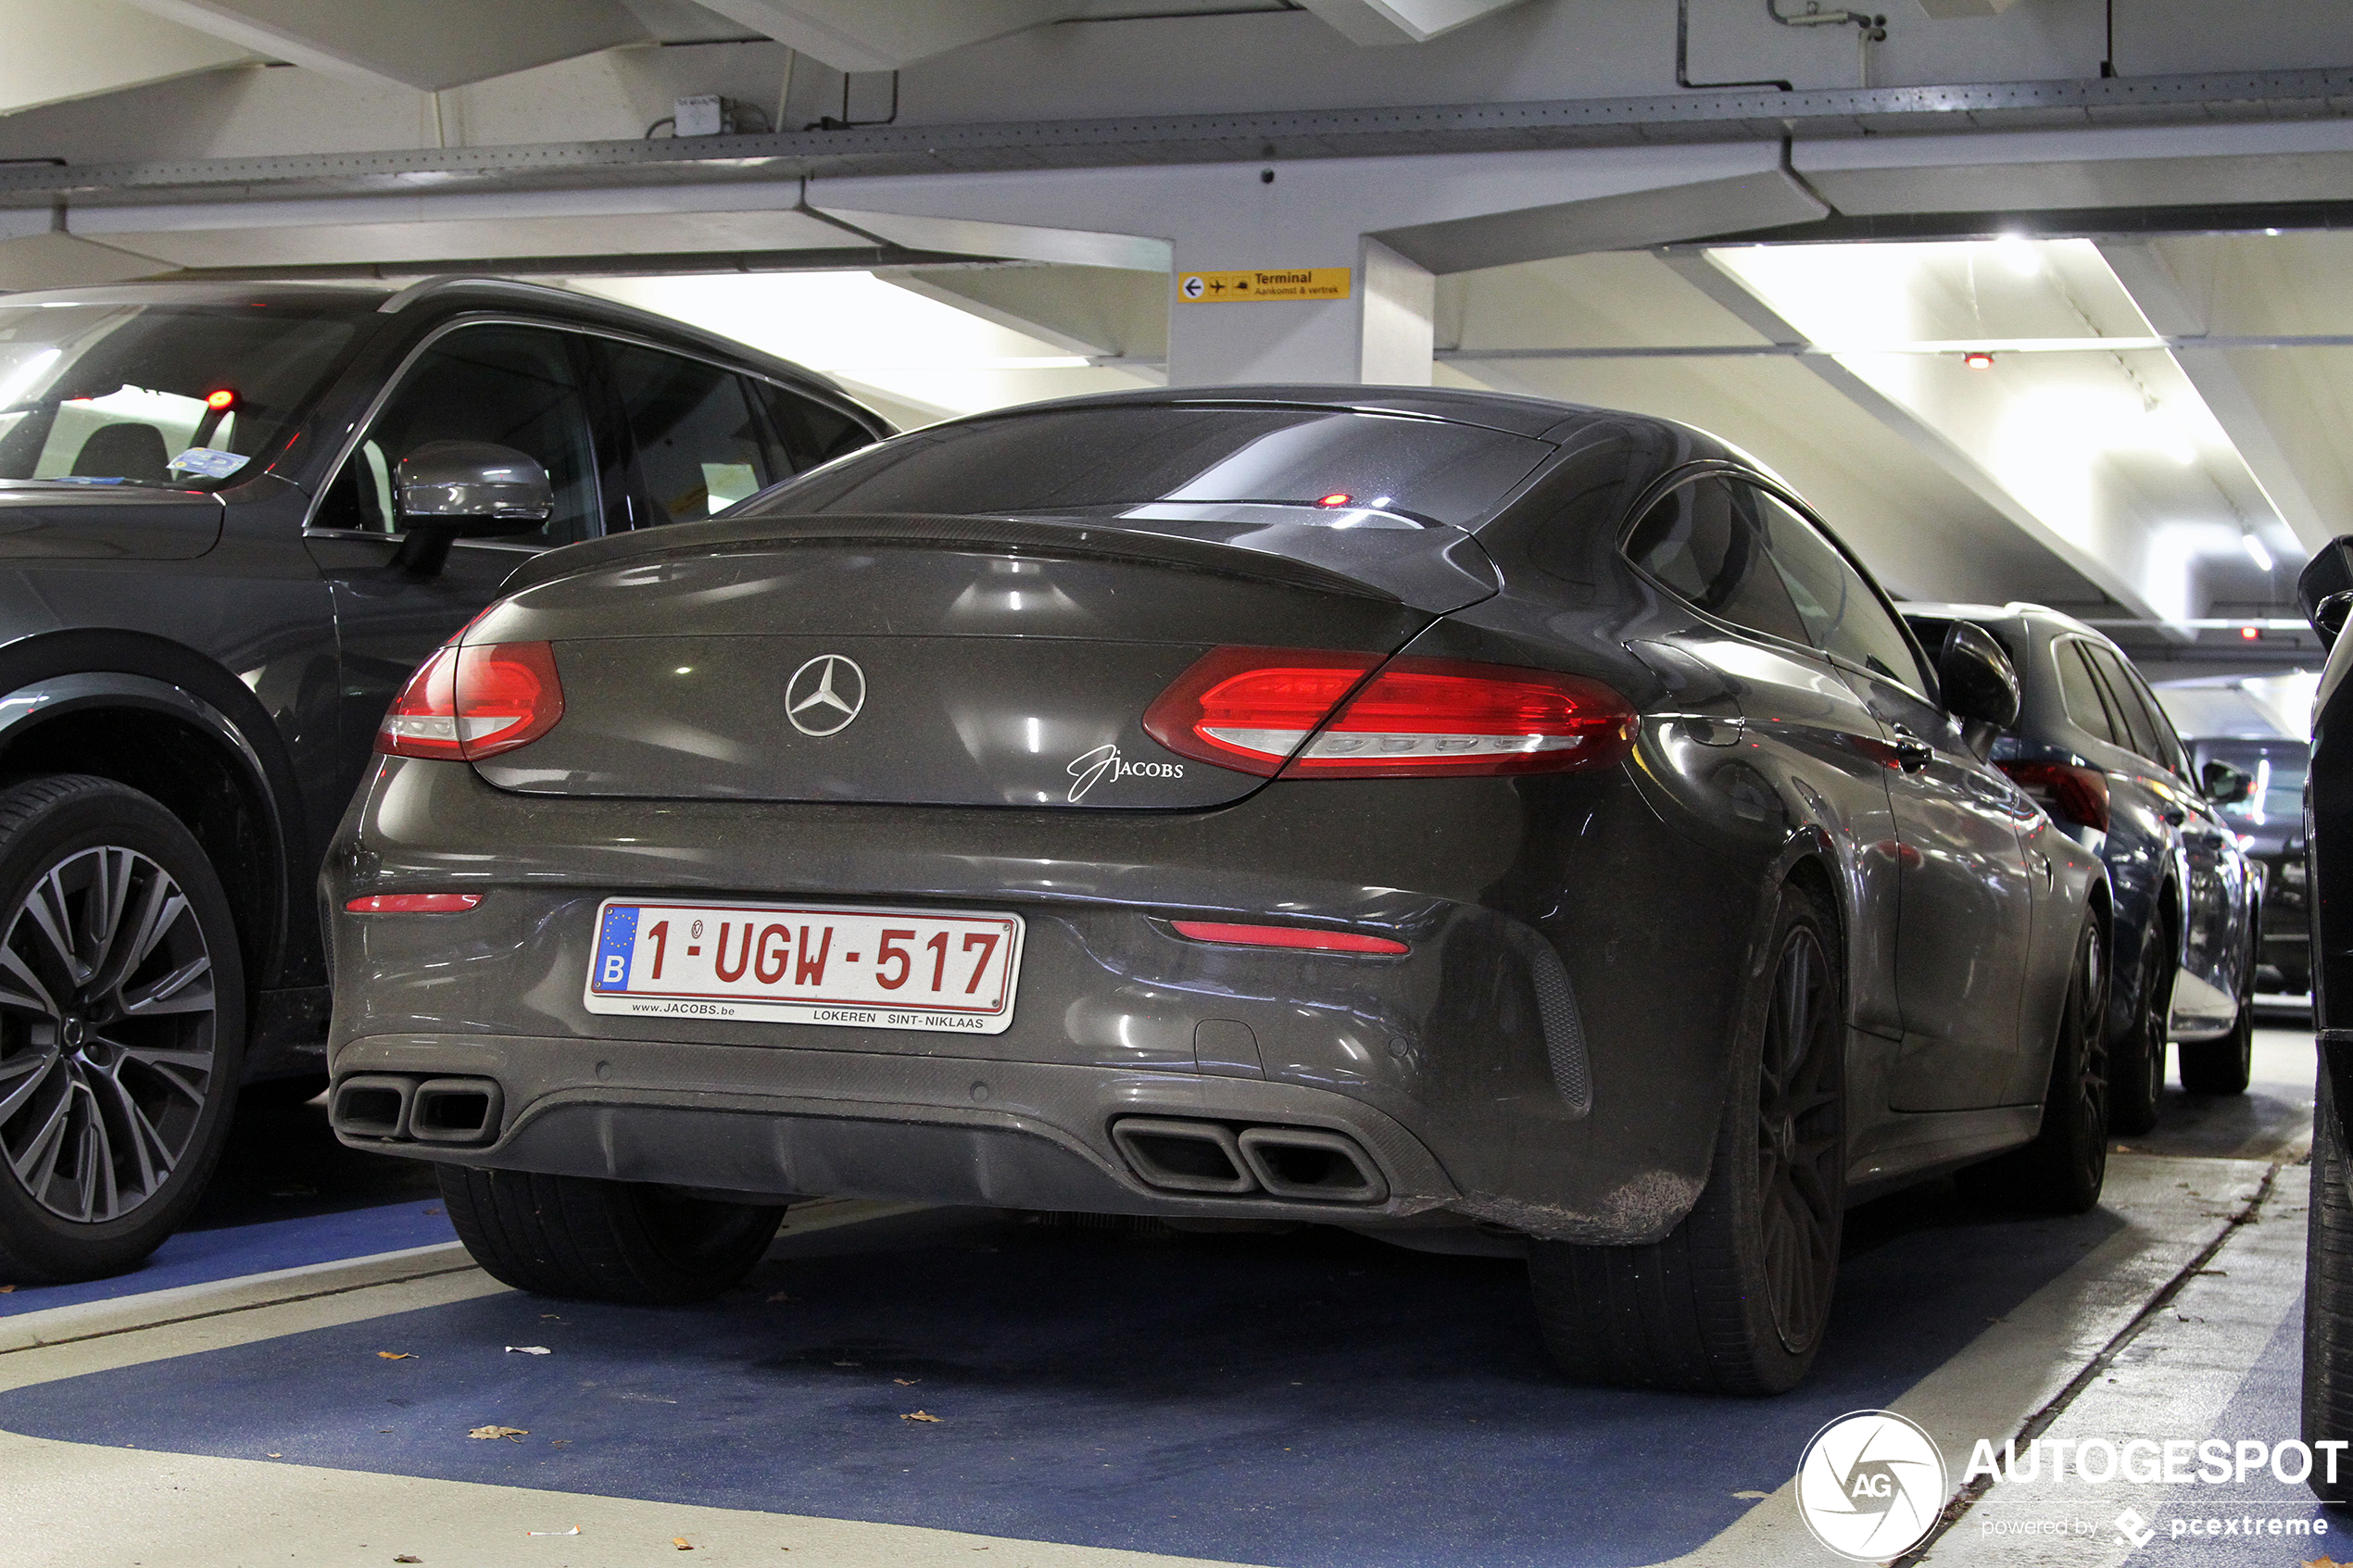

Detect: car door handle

[1890,725,1933,773]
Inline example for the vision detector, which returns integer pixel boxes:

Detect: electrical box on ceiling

[1915,0,2022,15]
[674,94,726,137]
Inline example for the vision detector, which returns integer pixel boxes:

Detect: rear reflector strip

[345,894,483,914]
[1169,920,1408,955]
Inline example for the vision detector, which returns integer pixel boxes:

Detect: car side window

[608,344,778,528]
[2129,669,2193,776]
[1743,484,1928,691]
[311,323,601,548]
[2090,645,2177,772]
[1624,477,1810,646]
[2056,641,2121,746]
[750,382,875,473]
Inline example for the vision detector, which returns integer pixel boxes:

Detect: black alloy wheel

[2180,928,2257,1096]
[0,776,244,1282]
[1529,879,1846,1395]
[2108,920,2173,1136]
[1958,915,2108,1215]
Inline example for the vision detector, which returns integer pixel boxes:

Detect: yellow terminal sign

[1177,268,1352,303]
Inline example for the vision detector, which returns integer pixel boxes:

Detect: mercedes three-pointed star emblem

[785,653,867,737]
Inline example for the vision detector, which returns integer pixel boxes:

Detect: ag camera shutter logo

[1795,1410,1947,1562]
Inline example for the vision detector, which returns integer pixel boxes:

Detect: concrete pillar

[1358,237,1434,386]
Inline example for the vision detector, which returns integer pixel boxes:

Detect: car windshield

[752,405,1554,529]
[0,302,359,490]
[2198,739,2309,832]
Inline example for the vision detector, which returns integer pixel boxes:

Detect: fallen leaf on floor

[540,1313,564,1321]
[832,1360,862,1367]
[0,1285,15,1294]
[267,1452,283,1459]
[394,1557,422,1564]
[1732,1490,1770,1500]
[423,1206,443,1215]
[524,1525,579,1537]
[469,1425,529,1440]
[505,1346,552,1355]
[893,1379,920,1386]
[674,1537,695,1550]
[549,1438,572,1448]
[900,1411,941,1423]
[377,1352,413,1361]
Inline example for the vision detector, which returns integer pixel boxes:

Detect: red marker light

[205,388,235,411]
[1315,493,1353,508]
[2241,625,2261,641]
[345,893,482,914]
[1963,352,1994,370]
[1169,920,1408,955]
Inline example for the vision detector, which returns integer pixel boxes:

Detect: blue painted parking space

[0,1192,2122,1567]
[0,1198,456,1317]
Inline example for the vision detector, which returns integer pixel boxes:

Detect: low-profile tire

[2108,918,2172,1136]
[437,1165,783,1305]
[1957,915,2108,1215]
[2306,1063,2353,1507]
[0,775,245,1283]
[1528,879,1845,1396]
[2180,935,2257,1096]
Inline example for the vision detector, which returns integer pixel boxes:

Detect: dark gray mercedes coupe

[326,386,2108,1394]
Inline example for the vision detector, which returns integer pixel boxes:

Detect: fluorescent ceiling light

[2244,533,2276,571]
[1994,233,2042,277]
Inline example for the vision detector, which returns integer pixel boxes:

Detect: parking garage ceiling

[5,0,2353,677]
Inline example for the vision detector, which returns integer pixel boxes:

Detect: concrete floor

[0,1026,2326,1568]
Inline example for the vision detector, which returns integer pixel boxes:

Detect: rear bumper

[326,756,1765,1245]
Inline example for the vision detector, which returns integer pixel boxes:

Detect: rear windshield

[750,405,1554,529]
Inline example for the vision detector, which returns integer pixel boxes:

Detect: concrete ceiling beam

[113,0,651,92]
[1291,0,1526,46]
[690,0,1088,72]
[0,0,254,119]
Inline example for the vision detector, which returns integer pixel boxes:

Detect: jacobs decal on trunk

[1065,744,1186,803]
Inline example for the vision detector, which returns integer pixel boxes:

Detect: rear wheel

[2180,932,2257,1096]
[2108,919,2173,1136]
[436,1165,783,1305]
[1528,880,1845,1396]
[0,776,245,1283]
[2308,1063,2353,1506]
[1957,915,2108,1214]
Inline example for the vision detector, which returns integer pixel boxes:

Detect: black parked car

[0,278,884,1282]
[2187,735,2309,997]
[2295,540,2353,1500]
[325,388,2107,1395]
[1903,605,2259,1133]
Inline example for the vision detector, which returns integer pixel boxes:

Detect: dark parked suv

[1903,605,2259,1134]
[0,278,883,1282]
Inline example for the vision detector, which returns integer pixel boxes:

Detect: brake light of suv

[1998,759,2111,832]
[1143,647,1638,778]
[376,641,565,760]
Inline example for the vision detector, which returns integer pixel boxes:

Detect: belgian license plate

[583,899,1024,1035]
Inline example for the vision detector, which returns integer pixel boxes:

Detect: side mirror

[2202,759,2256,805]
[2299,537,2353,649]
[1938,620,2021,734]
[390,440,552,575]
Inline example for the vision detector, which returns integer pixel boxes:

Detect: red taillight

[1144,646,1638,779]
[345,893,482,913]
[1999,760,2110,832]
[1169,920,1408,955]
[375,641,564,760]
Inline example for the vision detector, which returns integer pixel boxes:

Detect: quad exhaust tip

[1110,1116,1387,1204]
[331,1073,503,1148]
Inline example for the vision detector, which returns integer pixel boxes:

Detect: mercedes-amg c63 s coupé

[326,387,2107,1394]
